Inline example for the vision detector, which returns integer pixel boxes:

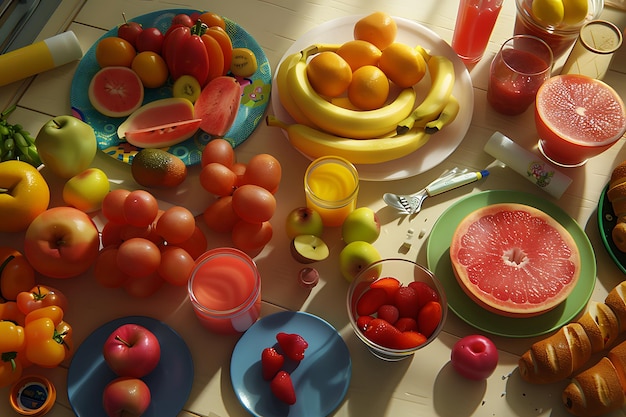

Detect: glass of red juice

[487,35,553,116]
[188,248,261,334]
[451,0,504,64]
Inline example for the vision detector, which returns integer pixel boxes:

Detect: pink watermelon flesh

[194,76,241,136]
[88,66,144,118]
[124,119,202,148]
[450,203,581,317]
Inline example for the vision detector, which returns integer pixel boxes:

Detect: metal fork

[383,168,489,214]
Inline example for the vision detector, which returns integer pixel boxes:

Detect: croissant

[608,161,626,252]
[518,299,621,384]
[562,341,626,416]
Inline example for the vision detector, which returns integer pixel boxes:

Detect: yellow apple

[63,168,110,212]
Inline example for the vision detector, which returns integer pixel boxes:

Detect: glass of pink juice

[452,0,504,64]
[535,74,626,167]
[487,35,553,116]
[188,248,261,334]
[304,156,359,227]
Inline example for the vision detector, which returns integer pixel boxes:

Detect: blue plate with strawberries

[230,311,351,416]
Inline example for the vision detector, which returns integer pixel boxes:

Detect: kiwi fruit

[131,149,187,188]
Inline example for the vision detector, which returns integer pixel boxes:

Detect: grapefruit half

[450,203,581,317]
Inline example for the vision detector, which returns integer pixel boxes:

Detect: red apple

[450,334,499,380]
[103,324,161,378]
[23,206,100,278]
[117,20,143,48]
[102,377,151,417]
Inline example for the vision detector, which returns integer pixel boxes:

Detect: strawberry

[276,332,309,361]
[363,318,400,348]
[408,281,440,308]
[395,317,419,332]
[270,370,296,405]
[393,286,420,319]
[356,314,374,331]
[261,347,284,381]
[370,276,401,299]
[395,330,427,349]
[356,287,388,316]
[377,304,399,324]
[417,300,443,338]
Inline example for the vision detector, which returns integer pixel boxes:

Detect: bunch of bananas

[270,43,459,165]
[0,105,41,167]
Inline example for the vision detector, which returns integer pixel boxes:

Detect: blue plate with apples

[230,311,351,417]
[67,315,193,417]
[70,8,272,166]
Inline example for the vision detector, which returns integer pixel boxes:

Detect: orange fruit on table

[131,51,168,88]
[353,11,398,50]
[306,51,353,97]
[95,36,136,68]
[336,40,382,71]
[378,42,427,88]
[347,65,390,110]
[0,160,50,233]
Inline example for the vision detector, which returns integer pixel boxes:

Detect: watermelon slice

[450,203,581,317]
[194,76,241,136]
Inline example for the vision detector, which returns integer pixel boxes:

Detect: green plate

[426,190,596,338]
[597,183,626,274]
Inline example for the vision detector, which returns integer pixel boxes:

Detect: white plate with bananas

[270,15,473,181]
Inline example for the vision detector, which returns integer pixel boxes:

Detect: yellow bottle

[0,31,83,87]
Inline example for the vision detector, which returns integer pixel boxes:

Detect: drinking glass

[487,35,553,116]
[451,0,504,64]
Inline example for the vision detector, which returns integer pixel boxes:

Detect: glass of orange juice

[188,248,261,334]
[535,74,626,167]
[304,156,359,227]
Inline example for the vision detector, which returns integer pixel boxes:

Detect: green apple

[341,207,380,244]
[339,241,382,283]
[63,168,110,212]
[35,115,98,179]
[290,234,329,263]
[285,207,324,239]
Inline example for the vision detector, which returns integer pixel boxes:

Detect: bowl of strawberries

[346,258,448,361]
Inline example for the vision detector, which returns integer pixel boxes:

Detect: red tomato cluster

[354,277,443,350]
[95,189,207,297]
[0,285,71,388]
[95,11,233,89]
[200,139,282,254]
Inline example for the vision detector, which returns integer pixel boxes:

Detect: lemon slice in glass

[532,0,565,25]
[562,0,588,25]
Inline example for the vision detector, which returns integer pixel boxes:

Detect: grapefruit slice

[450,203,581,317]
[88,66,144,118]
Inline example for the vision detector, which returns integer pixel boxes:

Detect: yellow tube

[0,31,83,87]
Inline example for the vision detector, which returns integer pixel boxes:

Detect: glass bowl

[346,258,448,361]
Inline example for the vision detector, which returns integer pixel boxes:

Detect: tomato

[199,163,237,196]
[202,196,241,233]
[102,189,131,224]
[16,286,69,316]
[201,138,235,168]
[174,226,208,260]
[242,154,282,194]
[158,246,195,286]
[198,12,226,30]
[123,190,159,227]
[172,13,194,27]
[155,206,195,244]
[231,184,276,224]
[116,237,161,278]
[231,220,273,253]
[94,246,130,288]
[122,271,164,298]
[135,27,164,54]
[0,247,35,301]
[95,36,136,68]
[131,51,168,88]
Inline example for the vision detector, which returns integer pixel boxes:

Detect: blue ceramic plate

[70,9,272,165]
[67,316,193,417]
[426,190,596,338]
[230,311,351,417]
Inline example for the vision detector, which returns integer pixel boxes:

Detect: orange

[131,51,168,88]
[198,11,226,30]
[378,42,427,88]
[306,51,353,97]
[353,12,398,50]
[347,65,390,110]
[95,36,136,68]
[336,40,382,71]
[0,160,50,233]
